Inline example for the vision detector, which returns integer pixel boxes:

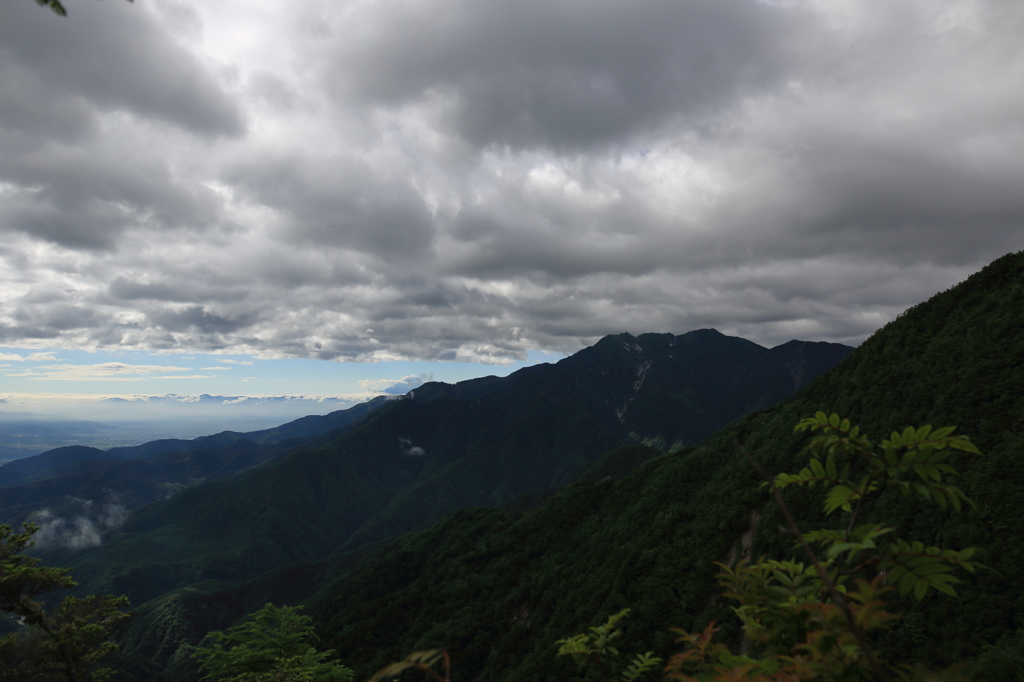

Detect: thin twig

[846,482,868,534]
[846,442,880,534]
[733,439,889,682]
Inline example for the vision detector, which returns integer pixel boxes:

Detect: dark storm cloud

[0,64,97,143]
[5,297,104,341]
[0,2,243,139]
[108,278,188,302]
[149,306,257,335]
[445,200,688,279]
[0,145,224,249]
[790,135,1024,264]
[0,322,59,342]
[0,3,237,250]
[28,304,100,331]
[226,154,435,262]
[394,275,470,309]
[328,0,792,150]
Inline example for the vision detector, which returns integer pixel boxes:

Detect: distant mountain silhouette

[29,251,1018,681]
[21,330,850,628]
[0,396,400,525]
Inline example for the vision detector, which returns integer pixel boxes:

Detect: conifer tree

[0,523,129,682]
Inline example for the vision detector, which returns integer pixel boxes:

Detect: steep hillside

[339,334,849,553]
[31,329,850,678]
[0,445,123,487]
[0,439,296,526]
[277,250,1023,681]
[58,331,845,587]
[233,395,399,445]
[550,330,851,447]
[0,396,400,529]
[53,381,627,606]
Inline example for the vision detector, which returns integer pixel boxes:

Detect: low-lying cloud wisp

[30,494,129,550]
[399,436,426,457]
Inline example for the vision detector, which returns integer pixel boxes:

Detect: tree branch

[733,439,889,682]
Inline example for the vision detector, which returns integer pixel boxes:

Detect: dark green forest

[301,250,1023,681]
[3,251,1023,680]
[19,331,845,614]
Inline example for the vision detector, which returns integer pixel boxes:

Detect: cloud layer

[1,0,1021,363]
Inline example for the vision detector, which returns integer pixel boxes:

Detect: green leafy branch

[878,541,977,600]
[555,609,664,682]
[559,413,980,682]
[777,414,978,530]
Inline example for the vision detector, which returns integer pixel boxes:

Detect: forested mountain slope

[275,250,1023,682]
[31,331,849,679]
[182,249,1024,679]
[0,397,401,530]
[94,251,1024,681]
[0,439,296,524]
[0,445,123,487]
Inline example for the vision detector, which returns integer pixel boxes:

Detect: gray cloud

[0,0,1021,365]
[226,152,436,262]
[109,277,188,302]
[247,71,299,112]
[0,2,243,139]
[148,306,258,335]
[327,0,793,151]
[0,143,225,248]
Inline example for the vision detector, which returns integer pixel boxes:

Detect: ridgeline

[8,251,1024,681]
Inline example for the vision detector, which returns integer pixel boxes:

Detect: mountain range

[6,250,1023,681]
[291,251,1024,682]
[2,328,851,676]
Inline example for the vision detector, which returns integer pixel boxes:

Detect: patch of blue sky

[0,346,566,402]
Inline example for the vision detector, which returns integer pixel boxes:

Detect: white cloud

[30,497,128,551]
[399,436,426,457]
[358,374,430,394]
[4,363,197,381]
[0,352,57,362]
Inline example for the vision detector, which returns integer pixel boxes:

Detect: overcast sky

[1,0,1022,417]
